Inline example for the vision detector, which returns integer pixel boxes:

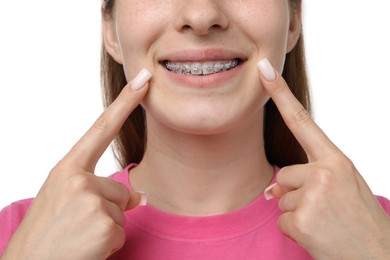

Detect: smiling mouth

[160,58,243,76]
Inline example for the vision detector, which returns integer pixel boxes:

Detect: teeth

[164,59,239,75]
[191,63,203,75]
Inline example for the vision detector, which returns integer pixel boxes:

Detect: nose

[174,0,229,36]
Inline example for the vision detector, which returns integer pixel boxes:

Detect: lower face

[112,0,293,135]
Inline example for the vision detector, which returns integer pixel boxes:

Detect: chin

[170,119,238,136]
[143,66,268,136]
[145,102,265,137]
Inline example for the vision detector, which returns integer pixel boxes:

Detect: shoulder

[0,198,33,254]
[376,195,390,215]
[0,198,34,226]
[0,198,33,214]
[109,163,137,189]
[0,165,134,255]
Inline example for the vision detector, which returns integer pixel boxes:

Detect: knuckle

[47,164,77,185]
[48,167,61,179]
[48,162,70,177]
[277,214,287,232]
[115,228,126,248]
[92,114,110,132]
[119,87,133,103]
[306,169,335,199]
[272,79,289,96]
[314,168,334,186]
[105,177,128,196]
[278,212,312,240]
[291,107,311,127]
[334,155,355,174]
[116,212,127,227]
[100,218,119,237]
[80,195,104,218]
[67,174,93,193]
[290,213,311,238]
[300,189,320,209]
[89,194,105,209]
[278,192,291,212]
[275,167,289,184]
[107,226,126,256]
[273,81,287,95]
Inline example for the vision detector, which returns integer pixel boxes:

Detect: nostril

[210,24,222,30]
[175,4,229,36]
[182,25,192,30]
[180,23,224,36]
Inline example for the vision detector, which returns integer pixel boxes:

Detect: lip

[158,49,247,88]
[158,48,247,62]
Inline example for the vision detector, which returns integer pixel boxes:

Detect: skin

[2,1,390,259]
[1,79,148,259]
[103,0,300,216]
[103,0,299,135]
[259,66,390,259]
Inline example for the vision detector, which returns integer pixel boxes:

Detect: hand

[258,59,390,259]
[2,69,152,260]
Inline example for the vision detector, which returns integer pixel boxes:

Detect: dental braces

[165,59,239,75]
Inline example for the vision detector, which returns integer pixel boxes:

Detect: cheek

[236,3,291,70]
[115,5,169,80]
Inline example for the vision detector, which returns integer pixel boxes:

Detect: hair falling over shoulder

[100,0,309,168]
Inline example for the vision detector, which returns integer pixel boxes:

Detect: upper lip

[158,48,247,63]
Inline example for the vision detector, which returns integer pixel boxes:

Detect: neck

[130,111,274,216]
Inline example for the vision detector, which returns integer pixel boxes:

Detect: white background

[1,1,389,209]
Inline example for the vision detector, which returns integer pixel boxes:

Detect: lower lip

[161,63,244,88]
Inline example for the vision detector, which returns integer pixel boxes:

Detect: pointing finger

[257,59,338,161]
[65,68,152,172]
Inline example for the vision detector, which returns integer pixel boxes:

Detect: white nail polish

[257,59,276,82]
[137,191,148,206]
[131,68,152,91]
[264,183,277,201]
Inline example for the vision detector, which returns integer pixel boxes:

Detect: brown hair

[101,0,309,168]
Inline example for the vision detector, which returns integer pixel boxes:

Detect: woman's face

[103,0,301,135]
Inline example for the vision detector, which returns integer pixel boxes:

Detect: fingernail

[264,183,277,201]
[257,59,276,82]
[131,68,152,91]
[137,191,148,206]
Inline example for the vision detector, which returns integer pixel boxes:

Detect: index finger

[257,59,338,161]
[65,68,152,172]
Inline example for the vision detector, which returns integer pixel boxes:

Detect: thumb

[264,183,286,201]
[126,190,147,210]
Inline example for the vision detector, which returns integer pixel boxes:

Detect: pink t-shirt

[1,165,390,259]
